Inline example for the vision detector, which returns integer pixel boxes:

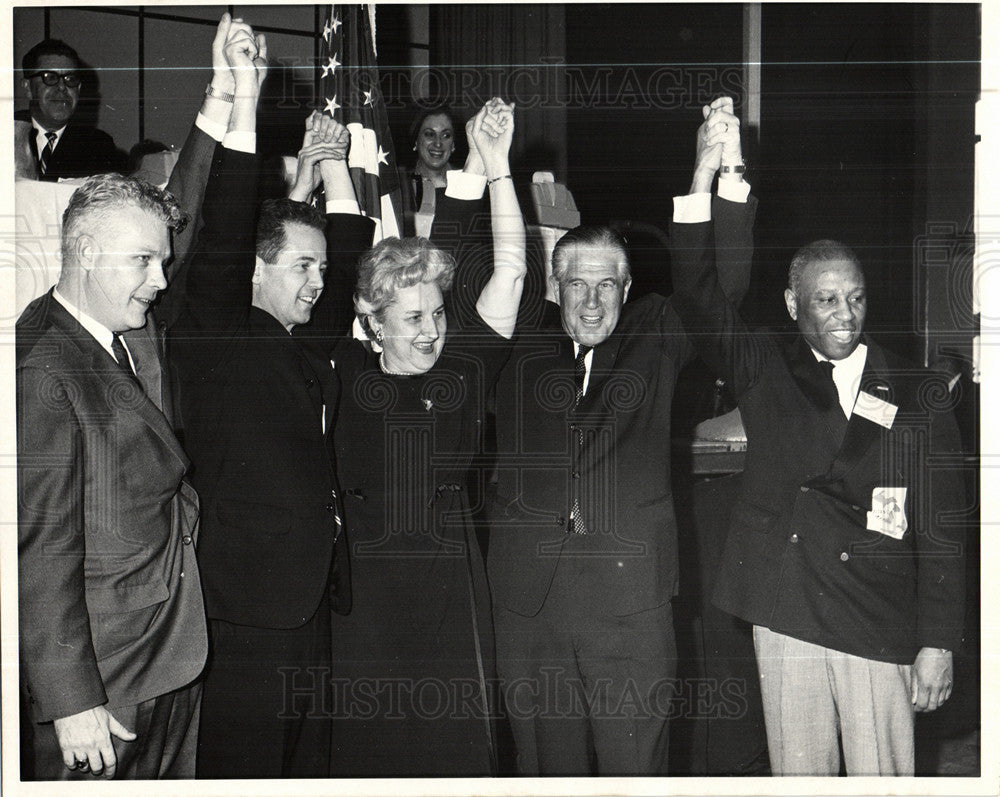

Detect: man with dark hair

[670,101,966,775]
[487,98,756,775]
[18,38,126,180]
[17,171,206,780]
[168,27,372,779]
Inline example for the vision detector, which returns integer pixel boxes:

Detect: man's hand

[691,96,742,193]
[224,25,261,90]
[53,706,136,778]
[210,13,236,94]
[707,96,742,166]
[911,647,954,712]
[470,97,515,180]
[289,112,351,202]
[251,32,268,91]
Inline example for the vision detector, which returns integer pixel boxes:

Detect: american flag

[319,4,402,240]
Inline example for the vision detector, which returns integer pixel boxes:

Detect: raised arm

[176,23,264,336]
[292,114,377,343]
[470,99,526,339]
[686,96,756,305]
[670,99,767,398]
[158,13,237,327]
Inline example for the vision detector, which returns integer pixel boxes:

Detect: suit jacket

[170,144,373,628]
[488,196,757,618]
[17,292,206,723]
[156,123,219,330]
[16,110,127,181]
[670,212,966,663]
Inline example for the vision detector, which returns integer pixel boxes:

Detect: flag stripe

[320,4,402,240]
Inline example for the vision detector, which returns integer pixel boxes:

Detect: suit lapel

[122,324,165,412]
[45,295,189,467]
[579,326,625,411]
[827,342,890,481]
[785,337,848,447]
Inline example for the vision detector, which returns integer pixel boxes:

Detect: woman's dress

[327,319,511,776]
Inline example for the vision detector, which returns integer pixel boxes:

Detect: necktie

[570,345,592,534]
[574,345,592,406]
[111,334,135,375]
[39,131,57,176]
[111,332,149,397]
[818,359,849,441]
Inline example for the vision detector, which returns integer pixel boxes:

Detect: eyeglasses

[27,70,81,89]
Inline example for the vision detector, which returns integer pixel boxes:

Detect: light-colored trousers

[752,625,914,775]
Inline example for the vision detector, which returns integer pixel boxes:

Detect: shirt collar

[810,341,867,371]
[32,117,67,148]
[52,286,116,356]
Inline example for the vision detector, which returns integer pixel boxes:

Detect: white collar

[812,342,868,415]
[52,286,116,357]
[31,117,67,146]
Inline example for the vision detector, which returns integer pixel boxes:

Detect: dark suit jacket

[170,144,373,628]
[488,196,757,618]
[670,211,966,663]
[17,292,206,723]
[156,123,219,329]
[17,110,127,181]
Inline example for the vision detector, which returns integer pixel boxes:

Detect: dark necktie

[111,334,139,380]
[570,345,592,534]
[39,131,57,176]
[574,345,592,406]
[818,359,849,441]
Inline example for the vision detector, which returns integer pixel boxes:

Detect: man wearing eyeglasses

[17,39,126,181]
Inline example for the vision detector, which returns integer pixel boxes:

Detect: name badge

[866,486,908,539]
[853,390,897,429]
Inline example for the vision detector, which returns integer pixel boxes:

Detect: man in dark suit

[18,38,126,180]
[670,100,966,775]
[487,99,756,775]
[17,173,206,780]
[168,26,372,779]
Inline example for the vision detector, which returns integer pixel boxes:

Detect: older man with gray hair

[17,172,206,780]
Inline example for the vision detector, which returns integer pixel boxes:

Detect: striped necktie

[570,345,592,534]
[39,131,57,176]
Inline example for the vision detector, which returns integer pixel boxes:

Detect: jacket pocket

[85,576,169,615]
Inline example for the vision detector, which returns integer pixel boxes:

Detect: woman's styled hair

[354,237,456,338]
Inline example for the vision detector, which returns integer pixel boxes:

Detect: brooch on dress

[422,398,433,412]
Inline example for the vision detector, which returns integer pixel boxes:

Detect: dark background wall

[13,3,980,365]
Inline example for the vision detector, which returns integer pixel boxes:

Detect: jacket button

[789,533,799,543]
[572,471,580,480]
[326,502,336,512]
[182,535,193,546]
[800,486,809,492]
[306,378,315,388]
[840,552,849,562]
[556,516,565,526]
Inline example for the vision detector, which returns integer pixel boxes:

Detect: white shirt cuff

[326,199,361,215]
[195,112,227,143]
[222,131,256,154]
[445,170,487,200]
[718,178,751,204]
[672,180,752,223]
[673,192,711,224]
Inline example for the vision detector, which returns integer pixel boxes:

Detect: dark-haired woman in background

[402,105,462,238]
